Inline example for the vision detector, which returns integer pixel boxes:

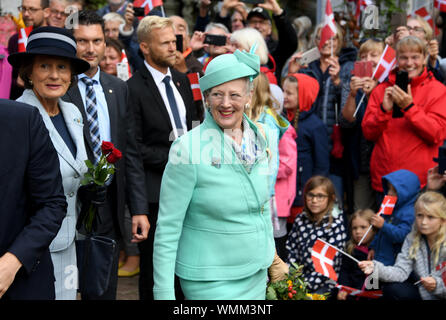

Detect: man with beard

[127,15,199,300]
[63,10,150,300]
[8,0,49,99]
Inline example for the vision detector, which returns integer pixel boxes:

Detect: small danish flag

[372,45,396,83]
[18,26,33,53]
[435,261,446,286]
[435,0,446,13]
[378,195,397,216]
[319,0,337,50]
[133,0,163,16]
[120,49,132,78]
[312,239,339,281]
[408,6,440,36]
[187,72,203,102]
[335,284,383,299]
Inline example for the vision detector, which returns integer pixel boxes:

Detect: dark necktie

[81,77,101,164]
[162,75,184,135]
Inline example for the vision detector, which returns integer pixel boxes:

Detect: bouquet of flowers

[266,263,328,300]
[78,141,122,234]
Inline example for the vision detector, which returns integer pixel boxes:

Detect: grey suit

[63,71,148,299]
[17,89,88,300]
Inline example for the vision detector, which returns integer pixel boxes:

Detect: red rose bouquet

[78,141,122,233]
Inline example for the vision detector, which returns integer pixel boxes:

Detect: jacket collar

[19,89,87,176]
[387,67,431,87]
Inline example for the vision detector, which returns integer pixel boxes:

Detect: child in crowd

[286,176,347,294]
[359,191,446,300]
[274,125,297,260]
[337,209,376,300]
[282,73,329,229]
[370,169,420,266]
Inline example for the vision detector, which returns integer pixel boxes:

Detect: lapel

[64,83,94,155]
[99,71,118,145]
[140,66,173,129]
[20,90,87,175]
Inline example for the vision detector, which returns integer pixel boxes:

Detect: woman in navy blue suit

[8,26,91,300]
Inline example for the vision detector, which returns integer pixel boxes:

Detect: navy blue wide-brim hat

[8,26,90,75]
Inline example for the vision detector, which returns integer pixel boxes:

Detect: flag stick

[357,198,391,246]
[317,238,360,263]
[353,92,366,118]
[433,1,437,38]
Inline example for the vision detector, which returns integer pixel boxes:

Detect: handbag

[75,235,117,297]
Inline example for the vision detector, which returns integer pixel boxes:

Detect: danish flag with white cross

[378,195,397,215]
[18,26,33,53]
[372,45,396,83]
[319,0,337,50]
[311,239,339,281]
[435,0,446,12]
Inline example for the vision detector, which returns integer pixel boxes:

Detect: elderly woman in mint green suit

[153,49,288,300]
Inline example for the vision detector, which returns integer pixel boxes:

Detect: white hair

[230,27,268,65]
[103,12,125,25]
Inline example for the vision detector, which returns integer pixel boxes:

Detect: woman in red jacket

[362,36,446,195]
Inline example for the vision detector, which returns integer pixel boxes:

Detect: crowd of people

[0,0,445,301]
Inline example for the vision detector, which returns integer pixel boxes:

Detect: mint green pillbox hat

[199,49,260,93]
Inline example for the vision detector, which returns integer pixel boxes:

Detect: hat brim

[8,51,91,75]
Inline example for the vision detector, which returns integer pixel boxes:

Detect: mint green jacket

[153,112,275,300]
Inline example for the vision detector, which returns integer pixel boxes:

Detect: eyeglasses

[50,8,69,17]
[406,26,425,33]
[306,193,329,201]
[18,6,42,14]
[209,92,243,104]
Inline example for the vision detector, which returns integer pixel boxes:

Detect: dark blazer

[127,66,199,203]
[0,99,67,299]
[63,71,148,236]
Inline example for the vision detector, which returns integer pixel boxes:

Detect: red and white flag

[18,26,33,53]
[378,195,397,216]
[336,284,383,299]
[435,261,446,286]
[312,239,339,281]
[133,0,163,16]
[372,45,396,83]
[319,0,337,50]
[120,49,132,78]
[408,6,440,36]
[354,0,374,25]
[187,72,203,102]
[435,0,446,13]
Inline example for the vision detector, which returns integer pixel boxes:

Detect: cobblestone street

[117,275,139,300]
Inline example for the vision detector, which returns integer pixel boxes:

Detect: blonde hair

[396,35,427,57]
[409,192,446,265]
[359,39,385,58]
[345,209,375,254]
[247,72,278,121]
[312,22,344,55]
[409,15,433,42]
[137,15,174,43]
[230,28,269,65]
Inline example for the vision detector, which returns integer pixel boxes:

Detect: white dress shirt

[144,61,188,139]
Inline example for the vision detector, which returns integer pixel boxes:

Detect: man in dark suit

[0,99,67,300]
[127,15,200,300]
[63,10,150,300]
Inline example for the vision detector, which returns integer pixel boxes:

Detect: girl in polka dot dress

[286,176,347,294]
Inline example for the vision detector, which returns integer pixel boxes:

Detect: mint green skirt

[179,268,268,300]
